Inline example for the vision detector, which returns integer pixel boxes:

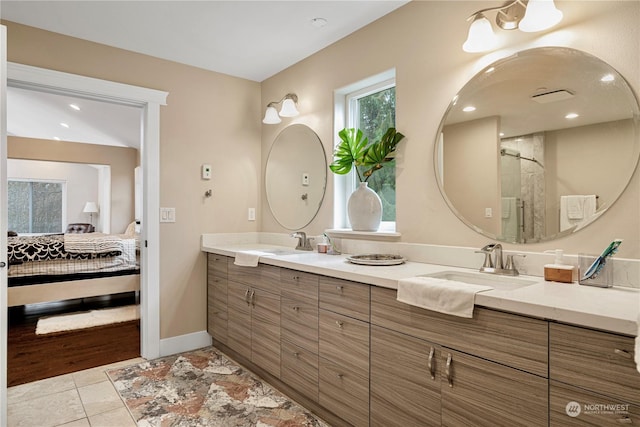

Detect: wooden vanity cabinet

[319,278,370,427]
[206,254,229,344]
[226,262,281,378]
[549,322,640,426]
[370,325,442,427]
[280,268,319,403]
[370,286,549,426]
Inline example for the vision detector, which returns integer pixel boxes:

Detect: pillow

[124,221,137,236]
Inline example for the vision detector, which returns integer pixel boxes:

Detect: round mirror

[266,124,327,230]
[435,47,640,243]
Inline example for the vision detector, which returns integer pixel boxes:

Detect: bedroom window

[8,180,65,234]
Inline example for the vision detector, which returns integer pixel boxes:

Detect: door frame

[2,63,167,362]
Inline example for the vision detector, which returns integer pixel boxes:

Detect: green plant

[329,127,405,182]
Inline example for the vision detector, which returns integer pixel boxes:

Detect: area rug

[107,346,330,427]
[35,304,139,335]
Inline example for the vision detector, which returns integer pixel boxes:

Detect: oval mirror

[266,124,327,230]
[435,47,640,243]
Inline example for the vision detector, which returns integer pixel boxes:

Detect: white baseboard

[159,330,212,357]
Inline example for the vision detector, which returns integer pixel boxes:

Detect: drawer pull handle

[614,348,633,359]
[336,285,344,292]
[244,289,251,306]
[428,347,436,380]
[446,353,453,388]
[293,276,300,280]
[293,352,299,358]
[250,290,256,307]
[617,417,633,424]
[292,306,300,311]
[337,373,344,379]
[336,320,344,328]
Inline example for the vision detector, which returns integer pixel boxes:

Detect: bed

[7,232,140,307]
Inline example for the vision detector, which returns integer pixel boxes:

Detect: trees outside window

[8,180,64,233]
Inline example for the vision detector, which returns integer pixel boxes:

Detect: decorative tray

[346,254,406,266]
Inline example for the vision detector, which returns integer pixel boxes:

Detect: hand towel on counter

[233,250,276,267]
[397,277,493,318]
[560,195,597,231]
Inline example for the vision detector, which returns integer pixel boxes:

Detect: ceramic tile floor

[7,357,145,427]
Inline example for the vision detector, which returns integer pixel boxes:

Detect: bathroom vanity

[202,244,639,427]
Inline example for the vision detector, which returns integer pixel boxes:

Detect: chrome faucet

[476,243,525,276]
[291,231,313,251]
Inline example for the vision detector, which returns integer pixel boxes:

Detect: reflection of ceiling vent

[531,89,574,104]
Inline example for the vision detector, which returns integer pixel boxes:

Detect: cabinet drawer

[319,356,369,427]
[371,286,548,377]
[550,322,640,406]
[550,381,640,426]
[319,310,369,378]
[319,276,370,321]
[281,298,318,354]
[281,269,318,302]
[207,253,229,277]
[228,262,280,293]
[281,340,318,403]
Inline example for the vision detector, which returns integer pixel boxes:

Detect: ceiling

[1,0,409,148]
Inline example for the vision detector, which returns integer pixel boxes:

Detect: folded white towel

[397,277,493,318]
[233,250,275,267]
[560,195,597,231]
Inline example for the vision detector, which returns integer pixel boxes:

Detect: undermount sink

[259,248,299,256]
[422,271,537,291]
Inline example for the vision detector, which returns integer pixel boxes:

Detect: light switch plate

[302,173,310,186]
[160,207,176,223]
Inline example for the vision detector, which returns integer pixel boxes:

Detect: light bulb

[463,14,497,53]
[519,0,563,32]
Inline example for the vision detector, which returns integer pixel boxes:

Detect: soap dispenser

[543,249,576,283]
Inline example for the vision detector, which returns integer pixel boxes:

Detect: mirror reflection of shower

[500,133,545,243]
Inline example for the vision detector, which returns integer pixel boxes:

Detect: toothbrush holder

[578,253,614,288]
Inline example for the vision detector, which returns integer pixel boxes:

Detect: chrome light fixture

[463,0,563,53]
[262,93,299,124]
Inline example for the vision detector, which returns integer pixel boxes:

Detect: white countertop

[201,242,640,336]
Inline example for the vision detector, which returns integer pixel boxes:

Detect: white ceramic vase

[348,182,382,231]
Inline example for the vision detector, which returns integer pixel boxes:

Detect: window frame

[333,69,397,232]
[8,178,67,234]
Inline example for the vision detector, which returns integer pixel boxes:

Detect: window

[8,180,65,234]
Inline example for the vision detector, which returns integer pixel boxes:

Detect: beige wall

[261,0,640,259]
[4,21,262,340]
[443,117,500,235]
[8,137,137,233]
[3,0,640,342]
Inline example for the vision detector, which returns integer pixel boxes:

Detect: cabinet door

[441,349,548,427]
[251,287,281,378]
[370,326,441,427]
[550,381,640,426]
[226,280,252,360]
[550,322,640,406]
[207,275,228,344]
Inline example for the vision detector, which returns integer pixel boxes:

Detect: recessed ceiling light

[60,122,70,128]
[600,74,615,82]
[69,103,81,111]
[485,67,495,74]
[565,113,579,119]
[311,18,327,28]
[463,106,476,112]
[53,137,61,141]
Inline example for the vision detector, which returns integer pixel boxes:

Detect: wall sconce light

[83,201,99,226]
[463,0,563,53]
[262,93,299,124]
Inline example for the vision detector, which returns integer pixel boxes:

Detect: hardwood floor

[7,292,141,387]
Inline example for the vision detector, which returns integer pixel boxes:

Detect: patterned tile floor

[108,346,329,427]
[8,346,329,427]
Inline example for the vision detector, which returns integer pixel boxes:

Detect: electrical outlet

[248,208,256,221]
